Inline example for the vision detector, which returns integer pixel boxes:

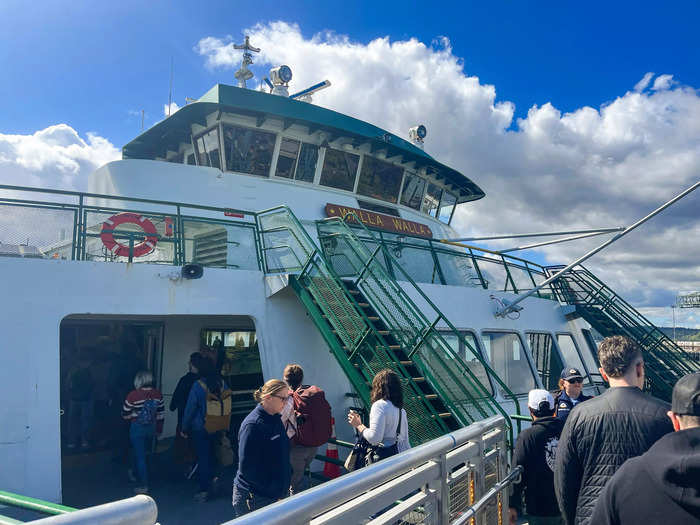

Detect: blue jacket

[182,379,228,433]
[554,390,592,423]
[234,404,291,499]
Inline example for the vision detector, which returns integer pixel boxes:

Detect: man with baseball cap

[590,372,700,524]
[554,367,592,423]
[509,389,565,525]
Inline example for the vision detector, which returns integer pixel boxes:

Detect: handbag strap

[394,408,402,442]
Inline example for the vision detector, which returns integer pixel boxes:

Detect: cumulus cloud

[0,124,120,191]
[164,102,180,117]
[195,22,700,322]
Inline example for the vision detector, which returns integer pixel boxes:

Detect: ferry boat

[1,37,697,523]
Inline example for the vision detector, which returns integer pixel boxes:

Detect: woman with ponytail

[232,379,291,517]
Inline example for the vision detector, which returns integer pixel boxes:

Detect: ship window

[356,156,403,204]
[528,333,565,391]
[296,143,319,183]
[223,124,276,177]
[167,152,184,164]
[400,172,426,210]
[194,127,221,169]
[422,183,442,217]
[357,200,400,217]
[275,139,318,183]
[440,331,494,396]
[186,153,196,165]
[275,138,300,179]
[557,333,593,385]
[438,191,457,224]
[320,149,359,191]
[481,331,537,396]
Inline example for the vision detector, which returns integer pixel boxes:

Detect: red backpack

[292,385,332,447]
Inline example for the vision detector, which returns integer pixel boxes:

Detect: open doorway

[59,320,163,506]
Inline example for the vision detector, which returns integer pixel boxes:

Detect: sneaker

[193,491,208,503]
[127,469,137,483]
[133,486,149,495]
[186,463,198,480]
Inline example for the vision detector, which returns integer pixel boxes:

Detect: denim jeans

[232,484,277,517]
[130,423,155,486]
[68,400,94,445]
[192,429,213,493]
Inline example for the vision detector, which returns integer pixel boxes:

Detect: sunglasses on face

[567,378,583,384]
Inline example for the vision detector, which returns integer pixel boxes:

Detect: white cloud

[164,102,180,117]
[652,74,674,91]
[0,124,120,191]
[634,72,654,92]
[196,22,700,313]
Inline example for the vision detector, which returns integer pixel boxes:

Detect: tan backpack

[198,380,233,433]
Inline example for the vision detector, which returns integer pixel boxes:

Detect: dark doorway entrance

[59,320,163,507]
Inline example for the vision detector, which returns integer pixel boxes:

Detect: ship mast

[233,36,261,89]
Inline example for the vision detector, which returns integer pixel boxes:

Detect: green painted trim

[0,490,75,516]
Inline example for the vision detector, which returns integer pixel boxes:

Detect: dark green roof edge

[122,84,485,203]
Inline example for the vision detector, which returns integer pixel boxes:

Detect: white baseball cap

[528,389,555,411]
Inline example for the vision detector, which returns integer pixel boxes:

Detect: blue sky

[3,1,699,147]
[1,1,699,327]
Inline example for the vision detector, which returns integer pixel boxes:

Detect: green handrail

[318,213,523,439]
[0,490,75,517]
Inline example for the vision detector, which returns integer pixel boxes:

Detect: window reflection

[356,156,403,204]
[275,138,300,179]
[438,191,456,224]
[194,128,221,169]
[320,149,359,191]
[223,125,276,177]
[422,183,442,217]
[400,172,426,210]
[528,333,564,390]
[481,332,537,396]
[441,332,494,395]
[557,334,592,385]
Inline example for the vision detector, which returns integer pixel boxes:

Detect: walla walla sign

[325,204,433,238]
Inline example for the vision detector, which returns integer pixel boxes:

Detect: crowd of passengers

[509,335,700,525]
[118,353,409,518]
[69,334,699,523]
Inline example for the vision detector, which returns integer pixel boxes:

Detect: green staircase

[544,264,700,401]
[256,207,518,445]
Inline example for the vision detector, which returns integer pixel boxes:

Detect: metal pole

[27,496,157,525]
[496,180,700,317]
[499,229,624,253]
[444,227,623,243]
[672,304,676,342]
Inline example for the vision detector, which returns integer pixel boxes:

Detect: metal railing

[0,492,156,525]
[0,184,260,271]
[224,415,512,525]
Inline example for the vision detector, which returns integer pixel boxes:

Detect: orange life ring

[100,212,158,258]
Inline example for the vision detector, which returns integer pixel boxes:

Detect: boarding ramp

[256,207,517,446]
[545,264,700,401]
[0,493,156,524]
[225,415,517,525]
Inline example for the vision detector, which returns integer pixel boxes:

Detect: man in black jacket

[590,372,700,524]
[554,335,673,525]
[510,389,565,525]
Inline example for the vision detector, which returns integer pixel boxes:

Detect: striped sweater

[122,387,165,433]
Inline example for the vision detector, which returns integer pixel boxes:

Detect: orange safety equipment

[323,417,341,479]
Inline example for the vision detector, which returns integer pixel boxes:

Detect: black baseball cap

[560,367,584,381]
[671,372,700,416]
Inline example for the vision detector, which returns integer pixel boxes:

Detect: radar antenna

[233,36,261,88]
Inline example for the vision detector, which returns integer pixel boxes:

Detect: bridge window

[275,139,318,183]
[438,191,456,224]
[527,332,564,391]
[320,149,359,191]
[422,183,442,217]
[481,331,537,396]
[356,156,403,204]
[558,333,594,385]
[400,172,426,210]
[194,127,221,169]
[222,125,276,177]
